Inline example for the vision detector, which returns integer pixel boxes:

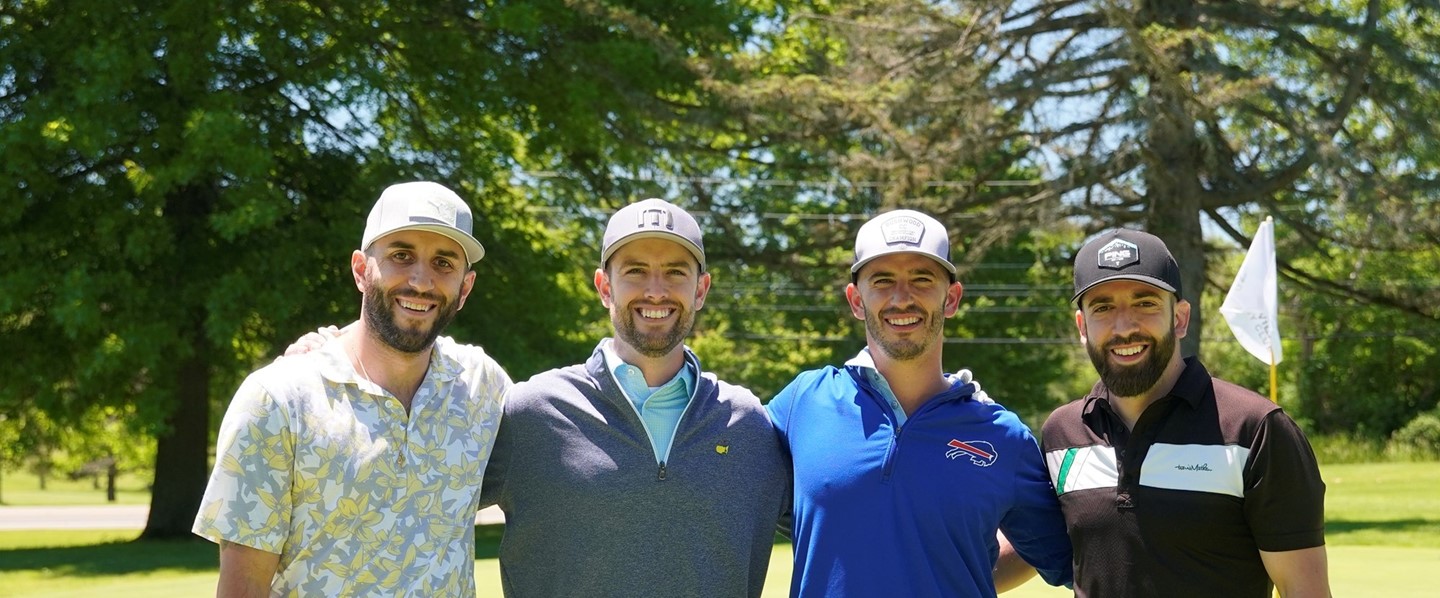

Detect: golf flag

[1220,217,1282,365]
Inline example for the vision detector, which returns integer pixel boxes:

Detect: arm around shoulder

[1260,545,1331,598]
[217,540,280,598]
[993,531,1039,593]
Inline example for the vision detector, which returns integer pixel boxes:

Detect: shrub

[1386,411,1440,461]
[1307,433,1386,465]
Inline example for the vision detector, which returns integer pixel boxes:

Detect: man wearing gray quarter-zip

[477,198,790,598]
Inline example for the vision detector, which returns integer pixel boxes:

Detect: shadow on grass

[0,525,516,576]
[0,525,792,577]
[474,525,792,559]
[0,536,215,575]
[1326,518,1440,535]
[475,524,504,558]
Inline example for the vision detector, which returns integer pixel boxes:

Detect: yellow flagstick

[1269,348,1278,403]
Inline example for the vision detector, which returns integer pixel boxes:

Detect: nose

[407,264,436,293]
[888,281,917,308]
[1111,305,1141,335]
[643,272,668,301]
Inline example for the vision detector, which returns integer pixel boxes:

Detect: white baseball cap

[851,209,956,276]
[361,181,486,264]
[600,198,706,272]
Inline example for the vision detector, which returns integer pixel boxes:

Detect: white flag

[1220,217,1282,365]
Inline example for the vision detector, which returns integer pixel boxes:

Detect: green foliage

[1306,433,1389,466]
[0,0,783,536]
[7,0,1440,532]
[945,229,1080,417]
[1285,225,1440,437]
[1387,411,1440,461]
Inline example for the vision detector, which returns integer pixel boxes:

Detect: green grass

[1,461,1436,596]
[1323,461,1440,547]
[0,471,152,506]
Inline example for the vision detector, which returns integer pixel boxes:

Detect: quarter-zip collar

[844,347,978,426]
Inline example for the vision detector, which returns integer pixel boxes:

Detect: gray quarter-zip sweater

[479,342,791,598]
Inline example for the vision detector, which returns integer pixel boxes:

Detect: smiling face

[1076,279,1190,398]
[846,252,962,362]
[354,229,475,354]
[595,237,711,359]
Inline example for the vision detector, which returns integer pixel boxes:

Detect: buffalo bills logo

[946,439,998,467]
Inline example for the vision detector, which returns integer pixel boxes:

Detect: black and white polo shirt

[1040,357,1326,598]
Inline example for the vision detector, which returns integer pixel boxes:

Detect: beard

[613,300,695,358]
[863,302,945,362]
[1087,328,1176,397]
[363,278,459,354]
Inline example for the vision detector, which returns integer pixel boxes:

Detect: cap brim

[1071,275,1176,304]
[601,232,706,271]
[370,224,486,264]
[851,249,957,275]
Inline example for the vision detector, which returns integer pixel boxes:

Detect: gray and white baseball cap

[361,181,485,264]
[851,209,956,276]
[600,198,706,272]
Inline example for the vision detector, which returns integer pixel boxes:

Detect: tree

[0,0,775,537]
[640,0,1440,428]
[979,0,1440,356]
[650,0,1082,409]
[704,0,1440,360]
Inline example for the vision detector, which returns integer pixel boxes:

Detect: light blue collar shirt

[846,348,984,427]
[846,348,911,427]
[602,339,696,464]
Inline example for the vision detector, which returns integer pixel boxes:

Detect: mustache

[389,289,443,303]
[627,299,682,309]
[1104,333,1155,350]
[879,308,924,318]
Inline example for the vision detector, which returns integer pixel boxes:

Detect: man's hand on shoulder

[955,368,994,404]
[282,322,353,357]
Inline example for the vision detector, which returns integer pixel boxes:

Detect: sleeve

[452,340,515,512]
[998,420,1075,588]
[765,378,801,539]
[1244,410,1327,551]
[478,388,513,510]
[764,378,800,444]
[191,375,294,553]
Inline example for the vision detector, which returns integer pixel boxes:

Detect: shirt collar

[312,335,461,387]
[599,338,696,399]
[1082,355,1210,414]
[844,347,974,399]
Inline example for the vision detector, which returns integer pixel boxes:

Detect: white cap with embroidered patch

[851,209,955,276]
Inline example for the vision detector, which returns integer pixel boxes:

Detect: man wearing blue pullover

[766,210,1073,597]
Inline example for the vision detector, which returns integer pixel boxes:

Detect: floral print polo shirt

[194,336,510,596]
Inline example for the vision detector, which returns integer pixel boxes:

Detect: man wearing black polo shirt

[1041,229,1330,597]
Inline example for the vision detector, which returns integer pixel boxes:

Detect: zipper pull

[657,462,668,481]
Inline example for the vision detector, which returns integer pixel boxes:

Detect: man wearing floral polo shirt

[193,181,512,596]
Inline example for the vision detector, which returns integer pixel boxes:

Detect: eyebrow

[384,240,462,261]
[865,266,941,280]
[1086,288,1164,306]
[619,258,695,271]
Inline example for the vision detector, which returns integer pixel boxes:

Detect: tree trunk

[1140,2,1206,359]
[106,453,118,503]
[141,342,211,539]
